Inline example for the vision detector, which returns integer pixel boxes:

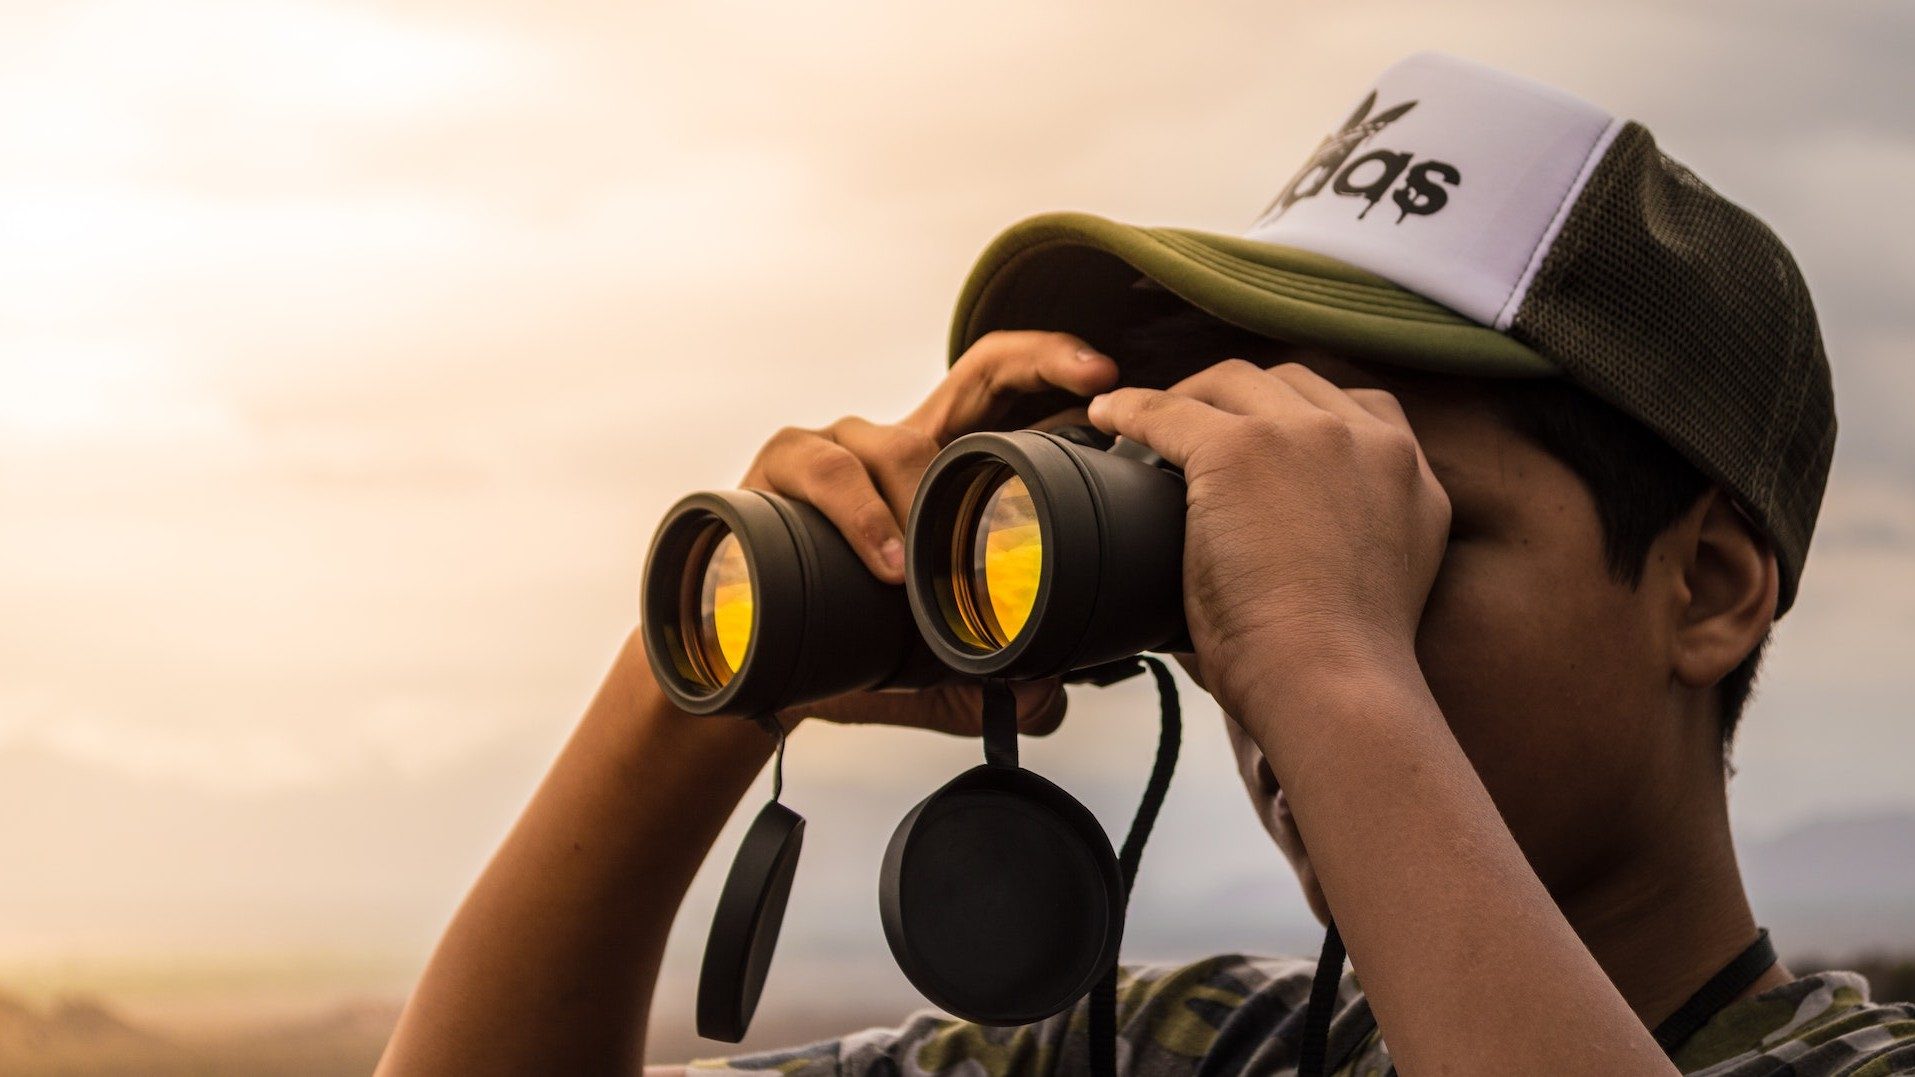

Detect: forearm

[1244,659,1677,1077]
[377,628,774,1076]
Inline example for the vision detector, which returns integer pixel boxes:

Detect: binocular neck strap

[1297,922,1346,1077]
[981,679,1019,769]
[750,713,788,802]
[1089,656,1183,1077]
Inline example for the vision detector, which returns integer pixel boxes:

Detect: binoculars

[644,421,1198,1044]
[641,423,1195,716]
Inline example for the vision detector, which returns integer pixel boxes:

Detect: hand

[1086,359,1449,734]
[728,331,1121,736]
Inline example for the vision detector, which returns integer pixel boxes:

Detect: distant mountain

[0,989,173,1072]
[0,987,396,1076]
[1742,810,1915,902]
[1739,810,1915,957]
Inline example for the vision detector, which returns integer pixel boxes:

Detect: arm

[376,629,772,1076]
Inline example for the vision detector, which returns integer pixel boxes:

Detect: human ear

[1667,489,1779,691]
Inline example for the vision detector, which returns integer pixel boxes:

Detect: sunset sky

[1,0,1911,1031]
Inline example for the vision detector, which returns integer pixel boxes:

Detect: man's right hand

[721,330,1121,738]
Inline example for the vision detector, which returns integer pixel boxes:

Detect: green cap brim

[948,211,1558,379]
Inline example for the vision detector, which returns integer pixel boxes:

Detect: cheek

[1412,530,1665,887]
[1419,547,1618,735]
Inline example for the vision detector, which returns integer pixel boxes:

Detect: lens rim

[905,431,1102,678]
[641,491,807,715]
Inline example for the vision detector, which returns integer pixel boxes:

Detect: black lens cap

[879,763,1123,1026]
[698,800,805,1042]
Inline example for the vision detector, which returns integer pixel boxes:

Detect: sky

[0,0,1911,1019]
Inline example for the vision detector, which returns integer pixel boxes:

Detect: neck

[1555,763,1791,1030]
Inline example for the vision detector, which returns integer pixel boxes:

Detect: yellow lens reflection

[697,531,753,684]
[970,474,1041,647]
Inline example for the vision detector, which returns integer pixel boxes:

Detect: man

[377,53,1914,1075]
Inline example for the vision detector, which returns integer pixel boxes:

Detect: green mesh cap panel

[1507,122,1836,614]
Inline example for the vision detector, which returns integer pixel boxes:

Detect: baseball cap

[946,51,1835,614]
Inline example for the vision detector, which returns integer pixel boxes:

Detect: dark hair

[1115,302,1769,758]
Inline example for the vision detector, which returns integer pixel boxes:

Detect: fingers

[1262,361,1392,425]
[781,676,1069,737]
[1085,359,1368,471]
[825,416,939,528]
[1168,358,1388,427]
[1163,358,1311,417]
[1013,678,1070,737]
[755,426,909,582]
[1089,359,1435,488]
[743,331,1121,587]
[917,678,1068,737]
[1234,366,1442,496]
[1085,385,1226,471]
[903,331,1120,444]
[1345,385,1411,428]
[747,414,942,585]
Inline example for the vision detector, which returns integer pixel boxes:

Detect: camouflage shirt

[690,952,1915,1076]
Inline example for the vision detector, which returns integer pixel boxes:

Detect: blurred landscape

[0,993,396,1076]
[2,806,1910,1074]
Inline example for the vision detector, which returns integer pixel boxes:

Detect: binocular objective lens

[961,472,1042,650]
[690,529,754,688]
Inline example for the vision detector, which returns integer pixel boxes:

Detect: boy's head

[947,52,1834,917]
[1075,304,1778,920]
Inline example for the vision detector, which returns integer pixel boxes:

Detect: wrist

[1212,618,1421,713]
[1224,634,1433,780]
[610,627,779,777]
[616,625,811,737]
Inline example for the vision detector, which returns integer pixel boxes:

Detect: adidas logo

[1253,92,1461,226]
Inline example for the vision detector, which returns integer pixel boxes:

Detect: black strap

[1117,658,1181,892]
[750,713,787,802]
[1651,928,1777,1056]
[1300,926,1778,1076]
[981,679,1018,769]
[1297,921,1345,1077]
[1089,656,1181,1077]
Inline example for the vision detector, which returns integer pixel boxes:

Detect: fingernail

[881,537,905,571]
[1076,348,1107,363]
[1087,393,1108,420]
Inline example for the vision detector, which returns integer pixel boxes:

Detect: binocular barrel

[905,427,1190,680]
[640,425,1192,716]
[640,489,941,715]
